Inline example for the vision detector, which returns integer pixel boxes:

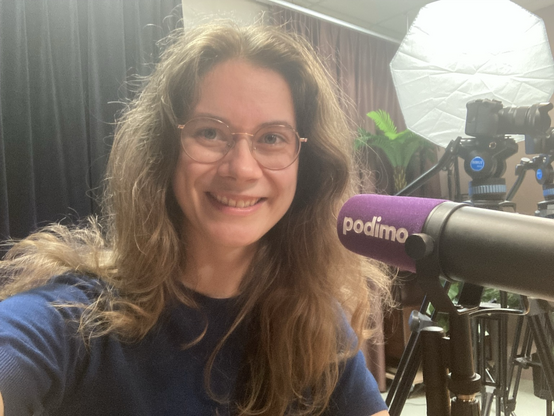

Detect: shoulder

[327,349,388,415]
[2,273,105,306]
[0,273,106,338]
[0,274,106,414]
[320,316,389,416]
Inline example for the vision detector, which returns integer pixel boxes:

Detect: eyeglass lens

[180,117,300,169]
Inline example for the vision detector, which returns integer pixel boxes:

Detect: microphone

[337,194,554,301]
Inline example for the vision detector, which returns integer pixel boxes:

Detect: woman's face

[172,59,299,252]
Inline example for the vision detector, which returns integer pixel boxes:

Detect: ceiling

[276,0,554,43]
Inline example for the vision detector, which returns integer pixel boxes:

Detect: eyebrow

[191,112,297,131]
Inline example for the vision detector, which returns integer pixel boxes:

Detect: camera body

[525,134,554,155]
[465,99,553,138]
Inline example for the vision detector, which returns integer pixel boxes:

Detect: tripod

[478,299,554,416]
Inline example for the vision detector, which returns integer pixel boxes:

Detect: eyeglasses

[177,117,307,170]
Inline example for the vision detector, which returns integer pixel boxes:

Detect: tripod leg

[386,330,423,416]
[475,317,492,416]
[421,326,450,416]
[387,295,437,416]
[505,316,533,416]
[497,314,508,416]
[528,313,554,401]
[449,311,481,416]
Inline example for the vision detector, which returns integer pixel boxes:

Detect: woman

[0,21,391,415]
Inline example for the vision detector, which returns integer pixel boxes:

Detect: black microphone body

[425,201,554,300]
[338,194,554,301]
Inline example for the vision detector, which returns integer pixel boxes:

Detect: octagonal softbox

[390,0,554,147]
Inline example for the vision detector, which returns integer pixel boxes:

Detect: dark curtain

[0,0,181,241]
[0,96,7,239]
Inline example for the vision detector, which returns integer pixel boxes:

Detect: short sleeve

[326,350,388,416]
[0,275,95,415]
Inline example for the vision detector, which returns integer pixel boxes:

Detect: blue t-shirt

[0,274,387,415]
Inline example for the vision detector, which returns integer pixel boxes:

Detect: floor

[382,370,552,415]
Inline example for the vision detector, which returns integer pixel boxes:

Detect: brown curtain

[271,7,406,196]
[271,6,442,198]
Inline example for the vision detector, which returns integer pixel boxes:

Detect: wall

[181,0,267,24]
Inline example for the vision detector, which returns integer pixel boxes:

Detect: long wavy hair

[0,21,392,416]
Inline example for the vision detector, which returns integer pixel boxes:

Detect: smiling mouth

[210,193,262,208]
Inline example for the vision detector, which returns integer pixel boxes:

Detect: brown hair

[0,21,391,415]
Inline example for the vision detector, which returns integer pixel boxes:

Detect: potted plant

[356,110,436,193]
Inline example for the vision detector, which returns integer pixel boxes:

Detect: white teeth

[213,194,260,208]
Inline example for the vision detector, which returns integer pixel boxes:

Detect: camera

[465,99,552,138]
[525,130,554,155]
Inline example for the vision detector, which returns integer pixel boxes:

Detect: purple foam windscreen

[337,194,446,272]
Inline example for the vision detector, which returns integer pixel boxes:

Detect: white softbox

[390,0,554,147]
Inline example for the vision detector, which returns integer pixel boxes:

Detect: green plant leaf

[355,127,372,150]
[358,134,402,167]
[367,110,398,140]
[398,133,426,168]
[358,110,437,171]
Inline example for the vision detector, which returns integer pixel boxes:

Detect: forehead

[193,59,296,130]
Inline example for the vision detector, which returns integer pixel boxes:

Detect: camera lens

[497,102,553,136]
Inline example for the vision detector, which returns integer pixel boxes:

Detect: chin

[220,236,261,250]
[207,224,268,249]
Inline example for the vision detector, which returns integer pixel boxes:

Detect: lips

[210,193,262,208]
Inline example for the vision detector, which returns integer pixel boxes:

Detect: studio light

[390,0,554,148]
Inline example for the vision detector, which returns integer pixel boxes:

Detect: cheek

[172,156,186,197]
[172,155,196,212]
[287,179,298,204]
[280,169,299,208]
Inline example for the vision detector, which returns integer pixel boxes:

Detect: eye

[259,133,286,145]
[188,121,229,145]
[197,127,220,141]
[256,129,294,148]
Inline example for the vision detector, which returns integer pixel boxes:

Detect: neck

[182,241,257,299]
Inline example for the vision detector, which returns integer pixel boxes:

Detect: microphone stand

[386,137,463,416]
[385,134,525,416]
[393,138,463,198]
[405,228,482,416]
[385,138,459,416]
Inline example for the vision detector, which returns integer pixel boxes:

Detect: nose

[218,135,263,181]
